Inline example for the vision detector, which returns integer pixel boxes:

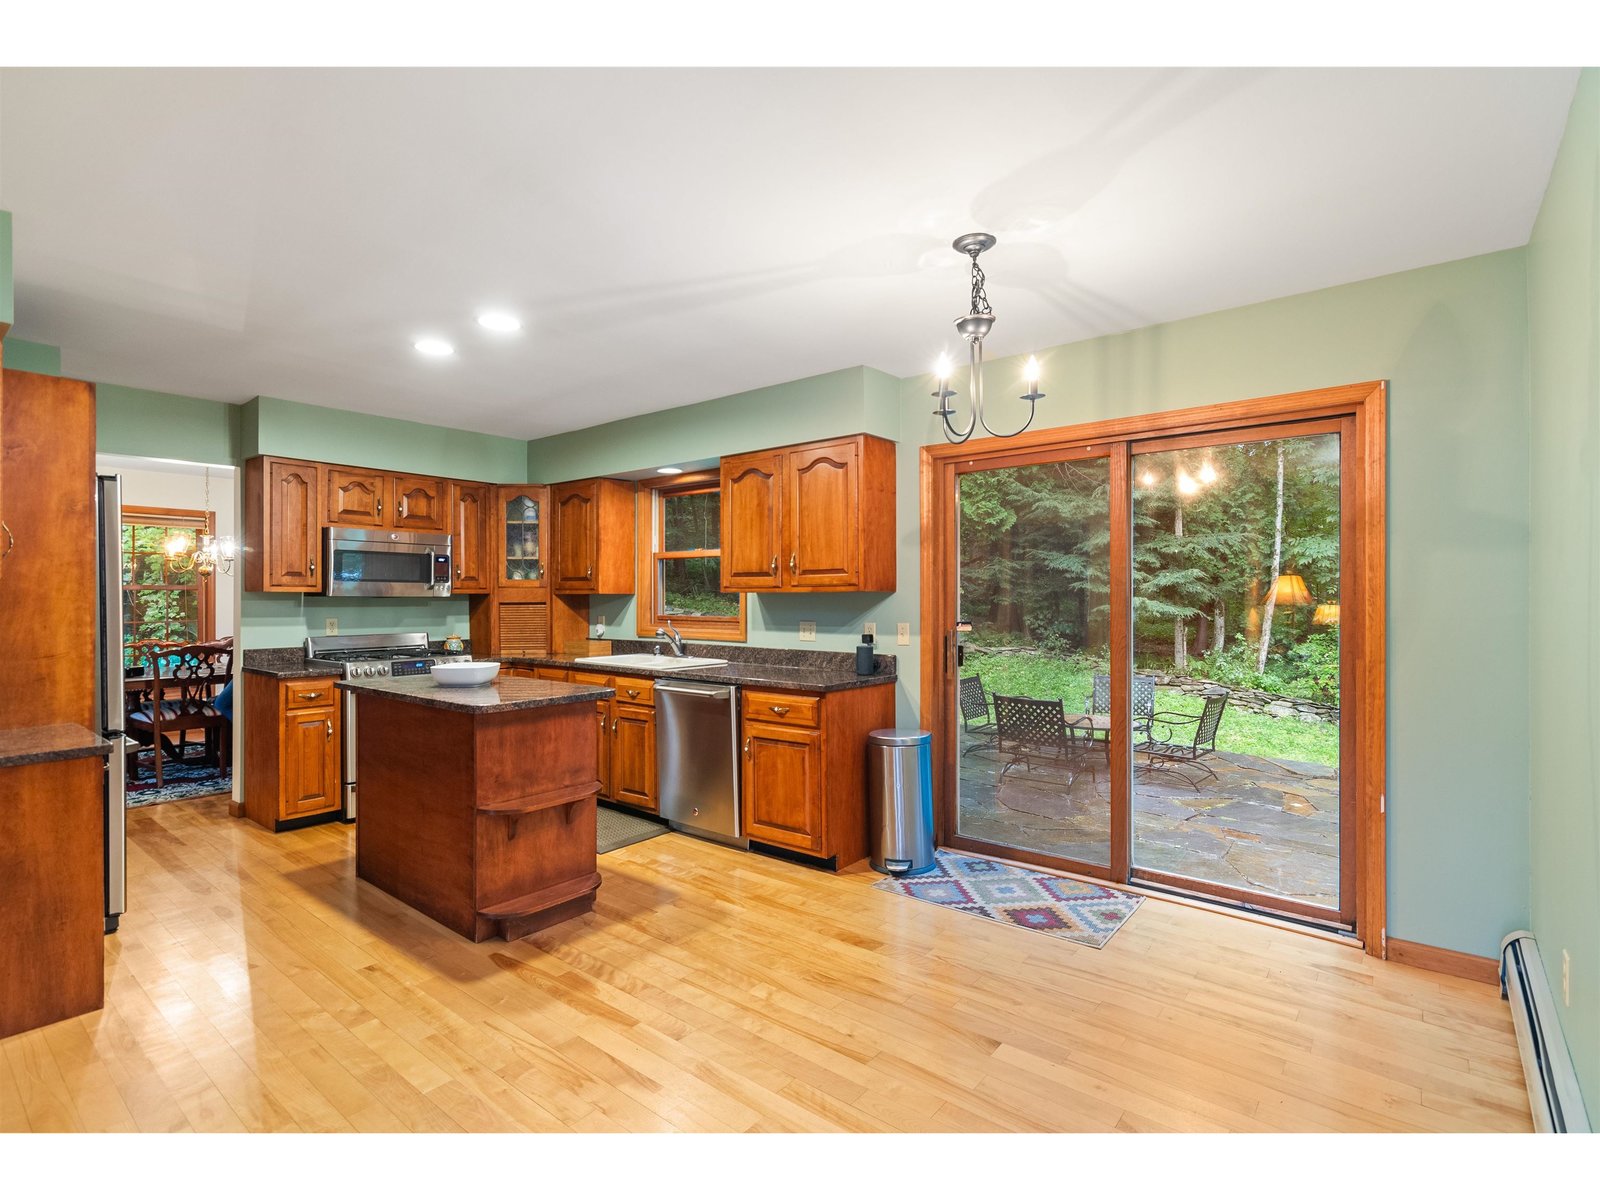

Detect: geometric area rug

[126,760,232,808]
[872,850,1143,949]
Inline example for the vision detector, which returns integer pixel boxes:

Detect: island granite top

[501,654,897,694]
[0,724,117,769]
[337,674,614,714]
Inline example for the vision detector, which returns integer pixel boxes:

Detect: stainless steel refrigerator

[96,474,127,934]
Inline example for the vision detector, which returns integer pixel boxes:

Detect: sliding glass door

[1129,424,1350,923]
[941,411,1359,928]
[952,448,1118,877]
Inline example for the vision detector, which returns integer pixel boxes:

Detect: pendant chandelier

[162,467,236,577]
[931,233,1045,444]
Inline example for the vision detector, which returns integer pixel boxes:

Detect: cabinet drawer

[533,667,571,683]
[741,690,819,729]
[284,678,339,710]
[570,670,614,689]
[611,675,654,707]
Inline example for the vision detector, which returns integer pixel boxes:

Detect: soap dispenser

[855,632,876,676]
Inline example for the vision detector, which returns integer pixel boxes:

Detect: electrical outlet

[897,622,911,645]
[592,621,605,638]
[324,618,339,635]
[798,621,816,642]
[1563,949,1572,1006]
[863,622,877,638]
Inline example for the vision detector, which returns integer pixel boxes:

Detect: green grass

[965,651,1339,768]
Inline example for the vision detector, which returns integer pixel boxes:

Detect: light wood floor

[0,796,1531,1132]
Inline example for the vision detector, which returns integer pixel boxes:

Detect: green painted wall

[525,366,901,481]
[98,383,241,465]
[0,210,12,331]
[1528,66,1600,1116]
[1,337,62,375]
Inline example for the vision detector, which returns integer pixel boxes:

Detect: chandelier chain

[968,252,992,317]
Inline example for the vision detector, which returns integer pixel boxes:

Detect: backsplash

[593,638,895,674]
[241,592,470,649]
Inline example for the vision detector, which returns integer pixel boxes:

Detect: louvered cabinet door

[497,601,550,656]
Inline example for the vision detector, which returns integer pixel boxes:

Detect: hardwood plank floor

[0,796,1531,1132]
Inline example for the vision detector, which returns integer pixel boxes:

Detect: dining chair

[126,641,234,786]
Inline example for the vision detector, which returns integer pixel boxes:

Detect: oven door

[324,527,452,598]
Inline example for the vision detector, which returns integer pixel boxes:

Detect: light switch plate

[897,622,911,645]
[798,621,817,642]
[863,622,877,638]
[324,618,339,635]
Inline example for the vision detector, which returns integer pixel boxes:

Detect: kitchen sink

[572,653,730,672]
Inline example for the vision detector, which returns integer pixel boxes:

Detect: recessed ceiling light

[413,337,454,358]
[477,311,522,333]
[656,467,685,475]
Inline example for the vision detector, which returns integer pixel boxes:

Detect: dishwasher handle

[655,682,735,701]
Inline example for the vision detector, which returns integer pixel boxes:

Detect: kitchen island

[337,674,614,942]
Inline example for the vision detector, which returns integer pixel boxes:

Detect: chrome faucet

[655,623,686,657]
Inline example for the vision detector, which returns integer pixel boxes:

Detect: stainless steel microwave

[324,526,452,598]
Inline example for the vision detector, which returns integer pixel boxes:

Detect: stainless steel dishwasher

[655,681,746,848]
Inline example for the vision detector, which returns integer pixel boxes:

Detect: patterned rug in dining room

[126,761,232,808]
[873,850,1142,949]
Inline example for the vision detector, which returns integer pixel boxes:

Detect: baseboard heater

[1500,931,1591,1132]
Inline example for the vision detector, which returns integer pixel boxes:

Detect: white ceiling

[0,67,1579,441]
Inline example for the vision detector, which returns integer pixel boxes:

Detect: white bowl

[429,660,501,687]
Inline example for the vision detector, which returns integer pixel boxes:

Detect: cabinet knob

[586,564,593,580]
[325,719,332,742]
[769,705,790,716]
[308,559,316,573]
[377,498,383,515]
[456,565,463,578]
[789,552,797,572]
[742,736,751,758]
[769,555,777,574]
[399,496,409,519]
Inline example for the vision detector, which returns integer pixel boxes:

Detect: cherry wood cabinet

[495,486,548,588]
[242,673,343,831]
[245,456,323,592]
[562,669,656,813]
[552,478,636,595]
[720,451,784,590]
[720,433,895,593]
[325,467,386,527]
[391,474,448,533]
[738,683,895,868]
[450,481,492,594]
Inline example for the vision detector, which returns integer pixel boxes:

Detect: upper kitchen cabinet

[324,466,387,527]
[389,474,448,533]
[720,433,895,593]
[496,485,548,589]
[450,481,492,594]
[245,456,323,592]
[720,450,784,591]
[551,477,635,595]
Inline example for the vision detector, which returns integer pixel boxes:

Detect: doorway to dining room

[925,382,1384,946]
[97,454,241,809]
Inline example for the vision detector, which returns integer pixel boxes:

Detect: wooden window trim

[634,470,748,642]
[921,379,1387,957]
[121,504,218,656]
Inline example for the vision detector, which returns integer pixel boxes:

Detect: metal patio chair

[958,675,997,757]
[1136,690,1230,790]
[1084,672,1158,739]
[993,693,1100,787]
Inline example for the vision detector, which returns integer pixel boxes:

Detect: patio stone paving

[957,733,1341,909]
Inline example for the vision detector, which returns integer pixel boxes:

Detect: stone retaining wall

[1152,673,1339,724]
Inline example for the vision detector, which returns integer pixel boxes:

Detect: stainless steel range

[304,631,471,819]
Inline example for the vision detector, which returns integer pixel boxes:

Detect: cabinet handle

[399,495,409,519]
[769,555,777,574]
[377,498,383,516]
[626,688,639,698]
[769,705,790,716]
[586,564,592,580]
[456,564,463,578]
[325,720,333,742]
[742,736,751,758]
[789,552,797,572]
[308,558,316,573]
[302,691,324,701]
[1,522,14,561]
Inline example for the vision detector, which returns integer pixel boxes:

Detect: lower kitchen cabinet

[739,684,895,869]
[243,673,343,831]
[566,669,656,813]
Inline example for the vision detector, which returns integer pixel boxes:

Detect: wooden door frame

[920,380,1388,956]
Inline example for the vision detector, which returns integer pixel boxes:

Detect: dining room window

[121,506,216,668]
[636,472,746,641]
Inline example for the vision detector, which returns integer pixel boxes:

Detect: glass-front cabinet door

[497,486,548,588]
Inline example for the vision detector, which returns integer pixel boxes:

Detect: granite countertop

[0,724,116,768]
[503,652,897,694]
[241,647,346,680]
[337,674,614,714]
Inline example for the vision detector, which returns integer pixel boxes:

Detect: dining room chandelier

[931,233,1045,444]
[162,467,236,577]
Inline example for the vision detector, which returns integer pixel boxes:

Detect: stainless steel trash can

[867,728,935,876]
